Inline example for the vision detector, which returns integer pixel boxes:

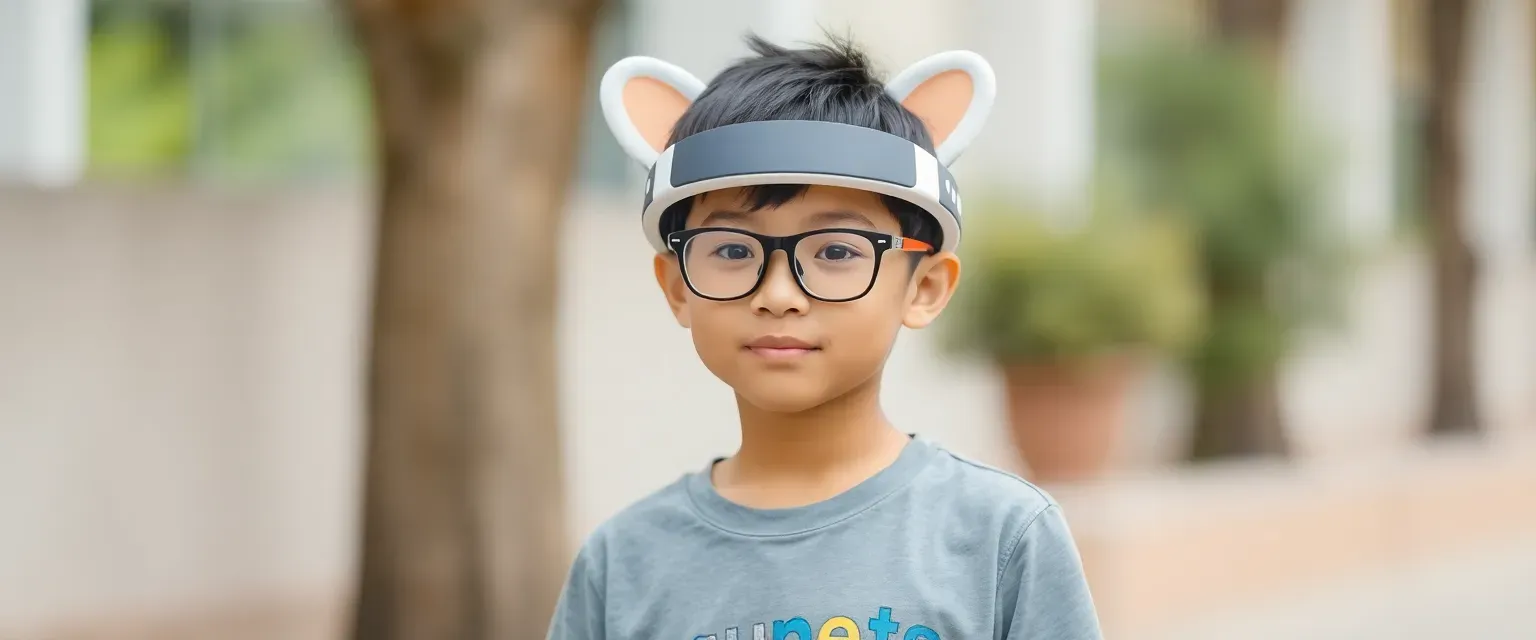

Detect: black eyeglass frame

[665,227,936,303]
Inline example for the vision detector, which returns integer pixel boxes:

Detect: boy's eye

[710,243,756,260]
[815,243,865,261]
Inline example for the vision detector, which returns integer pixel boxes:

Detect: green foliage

[198,11,373,183]
[942,196,1206,365]
[1096,40,1347,387]
[88,17,192,177]
[86,2,371,183]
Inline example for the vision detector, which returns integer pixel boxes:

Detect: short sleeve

[995,504,1103,640]
[546,541,606,640]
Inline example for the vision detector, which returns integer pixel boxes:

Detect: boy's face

[653,185,961,414]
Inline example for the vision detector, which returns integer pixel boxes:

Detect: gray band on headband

[643,120,961,221]
[669,120,919,188]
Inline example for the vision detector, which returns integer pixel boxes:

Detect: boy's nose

[751,251,809,316]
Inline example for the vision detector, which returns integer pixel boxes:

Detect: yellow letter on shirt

[817,616,861,640]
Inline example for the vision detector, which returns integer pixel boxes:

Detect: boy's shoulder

[571,472,699,563]
[603,473,698,533]
[915,439,1061,530]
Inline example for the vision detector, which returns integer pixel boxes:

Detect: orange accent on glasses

[899,238,934,253]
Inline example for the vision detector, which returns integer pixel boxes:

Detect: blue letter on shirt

[774,618,814,640]
[868,607,901,639]
[903,625,940,640]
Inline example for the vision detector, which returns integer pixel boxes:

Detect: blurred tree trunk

[1188,0,1294,461]
[343,1,603,638]
[1189,369,1288,460]
[1209,0,1292,67]
[1423,0,1480,436]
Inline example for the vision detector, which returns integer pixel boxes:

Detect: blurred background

[2,0,1534,638]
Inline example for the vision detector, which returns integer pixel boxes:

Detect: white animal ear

[600,56,707,167]
[886,51,996,166]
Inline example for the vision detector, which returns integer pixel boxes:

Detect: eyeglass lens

[680,230,880,301]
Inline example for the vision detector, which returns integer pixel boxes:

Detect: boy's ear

[600,56,707,168]
[903,252,962,330]
[653,253,692,328]
[885,51,996,166]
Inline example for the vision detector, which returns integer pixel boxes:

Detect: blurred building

[0,0,87,185]
[2,0,1534,638]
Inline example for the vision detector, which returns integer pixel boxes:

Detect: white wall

[961,0,1097,216]
[628,0,761,80]
[0,0,87,185]
[1465,0,1536,434]
[1287,0,1396,243]
[1465,0,1536,264]
[0,187,370,632]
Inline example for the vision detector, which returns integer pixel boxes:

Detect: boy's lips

[744,335,821,358]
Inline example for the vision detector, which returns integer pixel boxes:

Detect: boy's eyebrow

[699,209,755,226]
[808,210,877,229]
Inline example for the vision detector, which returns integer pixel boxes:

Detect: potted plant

[943,198,1205,483]
[1096,40,1346,461]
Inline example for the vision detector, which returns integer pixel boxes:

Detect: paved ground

[1148,538,1536,640]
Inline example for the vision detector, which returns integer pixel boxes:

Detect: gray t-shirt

[548,436,1103,640]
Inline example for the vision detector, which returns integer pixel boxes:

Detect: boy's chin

[735,384,839,415]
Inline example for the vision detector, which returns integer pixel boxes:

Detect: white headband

[600,50,996,253]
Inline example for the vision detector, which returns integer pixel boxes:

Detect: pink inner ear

[623,77,692,154]
[901,70,973,147]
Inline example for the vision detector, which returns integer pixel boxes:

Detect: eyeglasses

[666,227,935,303]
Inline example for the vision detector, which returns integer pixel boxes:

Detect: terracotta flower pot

[1001,356,1140,484]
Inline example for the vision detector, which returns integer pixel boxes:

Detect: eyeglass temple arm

[893,237,933,253]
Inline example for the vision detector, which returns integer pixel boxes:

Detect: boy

[549,35,1103,640]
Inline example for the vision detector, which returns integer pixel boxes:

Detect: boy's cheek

[683,307,742,357]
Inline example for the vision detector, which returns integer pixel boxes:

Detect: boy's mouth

[744,335,821,358]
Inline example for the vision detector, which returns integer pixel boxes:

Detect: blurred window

[88,0,632,191]
[576,0,636,194]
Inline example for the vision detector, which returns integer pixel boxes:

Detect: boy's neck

[715,376,911,509]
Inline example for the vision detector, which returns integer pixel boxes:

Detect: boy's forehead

[689,186,896,231]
